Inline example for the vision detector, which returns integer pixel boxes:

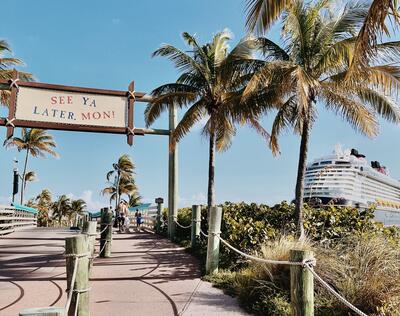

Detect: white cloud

[67,190,105,211]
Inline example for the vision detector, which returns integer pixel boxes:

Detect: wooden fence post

[100,208,112,258]
[206,206,222,275]
[155,197,164,234]
[86,221,97,271]
[290,250,314,316]
[65,235,89,316]
[191,205,201,248]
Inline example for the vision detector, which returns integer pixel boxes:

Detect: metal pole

[168,104,178,240]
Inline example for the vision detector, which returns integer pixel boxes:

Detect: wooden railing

[0,205,37,235]
[128,207,158,231]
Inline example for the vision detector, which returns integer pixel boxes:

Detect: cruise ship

[304,145,400,226]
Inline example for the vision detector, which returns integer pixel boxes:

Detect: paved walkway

[0,228,246,315]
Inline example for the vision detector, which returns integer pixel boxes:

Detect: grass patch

[207,235,400,315]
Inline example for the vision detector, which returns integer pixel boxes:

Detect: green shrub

[167,202,400,314]
[170,202,400,270]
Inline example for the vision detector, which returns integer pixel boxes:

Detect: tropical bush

[171,201,400,315]
[207,235,400,316]
[173,201,399,269]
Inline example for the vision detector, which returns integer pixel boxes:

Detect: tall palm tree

[106,154,135,209]
[70,199,87,227]
[145,30,270,211]
[243,1,400,238]
[102,178,138,205]
[4,129,58,204]
[51,195,71,225]
[0,39,33,106]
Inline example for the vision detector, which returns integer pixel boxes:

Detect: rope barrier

[304,263,368,316]
[96,240,109,258]
[98,224,112,235]
[174,220,192,229]
[211,232,367,316]
[199,228,209,237]
[64,251,90,313]
[214,233,312,266]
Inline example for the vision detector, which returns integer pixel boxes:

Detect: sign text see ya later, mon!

[15,86,127,128]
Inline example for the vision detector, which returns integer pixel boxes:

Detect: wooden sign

[0,71,144,145]
[15,87,127,128]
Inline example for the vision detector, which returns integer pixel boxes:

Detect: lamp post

[12,158,19,204]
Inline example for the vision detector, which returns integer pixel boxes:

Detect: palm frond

[320,84,378,137]
[245,0,294,34]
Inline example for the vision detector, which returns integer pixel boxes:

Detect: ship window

[320,161,332,165]
[335,161,349,165]
[312,163,319,166]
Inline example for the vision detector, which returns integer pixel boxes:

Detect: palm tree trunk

[207,131,216,213]
[294,116,311,240]
[20,149,29,204]
[115,172,121,212]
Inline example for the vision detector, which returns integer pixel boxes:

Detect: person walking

[119,201,129,233]
[135,210,142,231]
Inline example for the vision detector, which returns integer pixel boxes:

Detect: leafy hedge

[187,202,398,269]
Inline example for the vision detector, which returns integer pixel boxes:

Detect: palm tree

[51,195,71,225]
[70,199,87,227]
[35,189,52,227]
[106,154,135,209]
[0,39,33,106]
[243,1,400,238]
[145,30,270,211]
[4,129,58,204]
[102,178,138,205]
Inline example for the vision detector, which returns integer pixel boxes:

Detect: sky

[0,0,399,211]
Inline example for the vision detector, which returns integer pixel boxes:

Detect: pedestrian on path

[135,210,142,231]
[119,201,129,233]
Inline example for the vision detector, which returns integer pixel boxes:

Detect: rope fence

[61,219,112,315]
[210,231,368,316]
[64,250,90,315]
[174,219,192,229]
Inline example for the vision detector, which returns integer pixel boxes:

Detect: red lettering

[51,96,57,104]
[67,96,73,104]
[81,113,90,120]
[92,112,101,119]
[59,96,65,104]
[103,111,111,119]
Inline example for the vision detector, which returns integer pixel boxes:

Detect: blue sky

[0,0,399,210]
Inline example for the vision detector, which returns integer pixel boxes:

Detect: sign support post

[168,104,178,240]
[6,69,18,139]
[127,81,135,146]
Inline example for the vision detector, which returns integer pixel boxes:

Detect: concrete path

[0,228,246,315]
